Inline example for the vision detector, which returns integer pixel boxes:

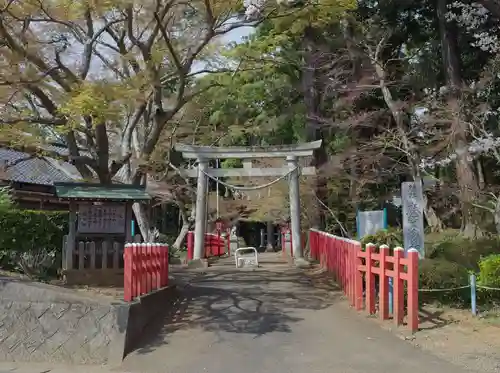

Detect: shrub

[478,254,500,288]
[0,186,14,212]
[156,233,180,260]
[419,258,470,305]
[360,228,403,250]
[0,209,68,279]
[427,235,500,271]
[477,254,500,303]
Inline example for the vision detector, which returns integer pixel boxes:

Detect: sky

[191,25,255,74]
[221,26,255,44]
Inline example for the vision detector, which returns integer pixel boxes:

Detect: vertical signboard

[402,181,425,258]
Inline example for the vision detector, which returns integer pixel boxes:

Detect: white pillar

[287,155,302,258]
[194,159,208,260]
[266,221,274,251]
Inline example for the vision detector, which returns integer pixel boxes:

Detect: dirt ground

[305,266,500,373]
[386,306,500,373]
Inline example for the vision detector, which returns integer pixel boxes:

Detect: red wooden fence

[309,229,419,332]
[186,231,228,261]
[124,243,169,302]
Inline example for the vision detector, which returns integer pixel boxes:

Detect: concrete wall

[124,286,178,356]
[0,277,177,366]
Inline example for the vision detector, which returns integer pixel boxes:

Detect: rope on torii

[200,165,300,200]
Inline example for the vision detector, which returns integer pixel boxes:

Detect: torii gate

[174,141,322,264]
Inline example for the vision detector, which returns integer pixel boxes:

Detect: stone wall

[0,276,176,366]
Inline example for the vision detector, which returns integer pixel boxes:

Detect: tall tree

[0,0,281,238]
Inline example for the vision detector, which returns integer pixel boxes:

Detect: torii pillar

[175,141,322,265]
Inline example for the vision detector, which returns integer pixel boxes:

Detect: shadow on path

[128,268,341,356]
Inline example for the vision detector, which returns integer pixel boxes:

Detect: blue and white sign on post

[402,181,425,258]
[357,209,387,239]
[357,208,391,312]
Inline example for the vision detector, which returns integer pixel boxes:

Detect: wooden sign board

[77,204,126,234]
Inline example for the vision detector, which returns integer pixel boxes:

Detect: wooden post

[407,249,419,332]
[393,247,404,325]
[124,244,132,302]
[354,243,364,311]
[146,243,152,293]
[187,231,194,261]
[365,243,376,315]
[379,245,389,320]
[66,201,77,271]
[132,243,138,299]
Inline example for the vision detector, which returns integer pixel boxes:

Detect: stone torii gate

[174,141,322,264]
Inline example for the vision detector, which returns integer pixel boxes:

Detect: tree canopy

[4,0,500,239]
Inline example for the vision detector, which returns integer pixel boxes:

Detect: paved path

[120,253,476,373]
[0,363,121,373]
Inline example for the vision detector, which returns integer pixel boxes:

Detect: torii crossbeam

[175,140,322,264]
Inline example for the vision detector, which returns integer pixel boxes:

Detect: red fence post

[337,239,342,288]
[187,231,194,261]
[407,249,419,332]
[147,243,153,293]
[393,247,404,326]
[365,243,376,315]
[326,235,332,272]
[217,229,221,256]
[140,243,147,295]
[150,243,157,292]
[124,243,132,302]
[342,241,347,292]
[159,243,169,287]
[165,244,169,286]
[309,231,315,259]
[132,243,139,299]
[379,245,389,320]
[159,243,165,287]
[348,241,355,307]
[354,243,364,311]
[305,230,418,332]
[332,237,338,280]
[155,243,161,290]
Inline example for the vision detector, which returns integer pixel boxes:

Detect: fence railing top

[309,228,360,245]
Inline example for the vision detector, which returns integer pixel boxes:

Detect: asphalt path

[121,255,475,373]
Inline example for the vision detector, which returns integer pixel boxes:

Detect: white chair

[234,247,259,268]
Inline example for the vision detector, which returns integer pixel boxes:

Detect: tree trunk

[133,202,153,241]
[422,193,443,232]
[172,202,195,250]
[494,198,500,235]
[302,26,327,229]
[371,46,444,232]
[124,167,153,241]
[477,159,485,189]
[437,0,479,236]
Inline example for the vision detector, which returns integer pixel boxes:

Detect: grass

[424,229,461,246]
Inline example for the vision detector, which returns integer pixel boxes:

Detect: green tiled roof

[54,183,151,201]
